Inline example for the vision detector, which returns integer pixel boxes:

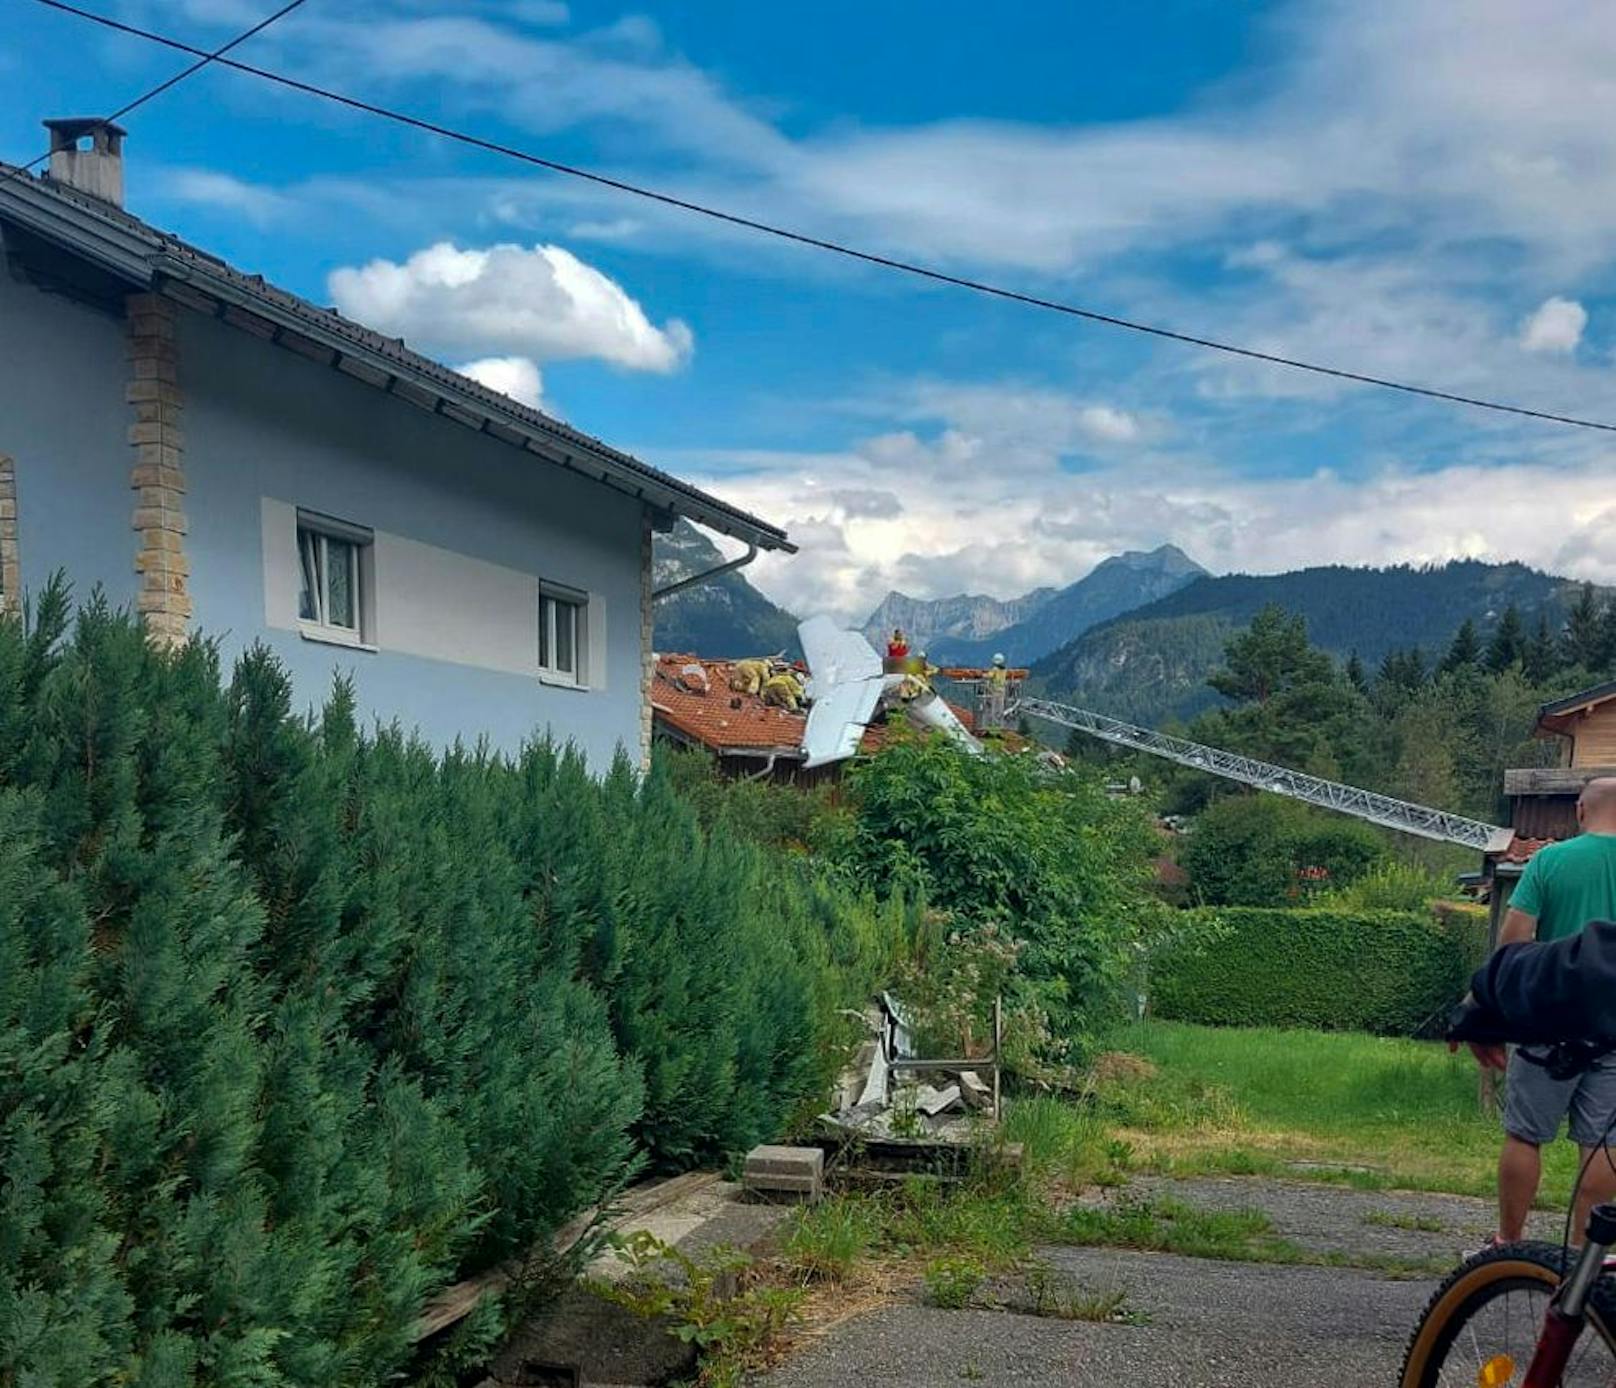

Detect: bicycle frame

[1522,1203,1616,1388]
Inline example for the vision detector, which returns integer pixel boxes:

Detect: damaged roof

[0,163,793,553]
[651,653,981,760]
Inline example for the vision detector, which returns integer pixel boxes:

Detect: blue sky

[7,0,1616,621]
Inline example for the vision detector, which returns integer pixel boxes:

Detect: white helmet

[992,653,1006,667]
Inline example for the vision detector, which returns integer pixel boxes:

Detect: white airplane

[797,615,983,769]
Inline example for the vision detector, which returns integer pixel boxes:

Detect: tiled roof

[652,656,808,755]
[651,654,981,759]
[1500,834,1556,865]
[0,163,791,552]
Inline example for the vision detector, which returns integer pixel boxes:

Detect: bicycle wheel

[1401,1241,1616,1387]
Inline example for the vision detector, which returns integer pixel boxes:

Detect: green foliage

[1207,603,1331,704]
[1178,795,1387,907]
[838,737,1165,1057]
[921,1256,985,1309]
[595,1232,802,1388]
[0,593,898,1387]
[1149,907,1468,1035]
[1317,861,1455,913]
[782,1197,882,1283]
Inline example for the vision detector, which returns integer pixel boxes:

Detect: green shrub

[1179,795,1387,907]
[1317,860,1453,913]
[838,735,1166,1058]
[0,591,902,1387]
[1149,907,1467,1035]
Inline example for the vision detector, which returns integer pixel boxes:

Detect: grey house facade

[0,121,791,770]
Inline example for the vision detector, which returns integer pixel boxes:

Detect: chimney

[43,118,127,207]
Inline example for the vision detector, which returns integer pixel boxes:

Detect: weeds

[593,1232,803,1388]
[784,1197,882,1283]
[923,1256,986,1309]
[1023,1259,1144,1324]
[1363,1210,1445,1233]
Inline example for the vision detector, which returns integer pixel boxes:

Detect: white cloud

[327,241,692,372]
[161,168,294,226]
[1079,405,1140,442]
[652,372,1616,625]
[1520,296,1588,354]
[457,355,545,408]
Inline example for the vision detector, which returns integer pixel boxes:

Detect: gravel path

[763,1253,1433,1387]
[760,1173,1573,1387]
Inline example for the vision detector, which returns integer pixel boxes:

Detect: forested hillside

[1035,560,1593,726]
[1104,593,1616,833]
[652,519,800,658]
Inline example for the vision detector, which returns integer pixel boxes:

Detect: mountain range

[653,523,1602,734]
[1032,559,1593,726]
[651,520,800,659]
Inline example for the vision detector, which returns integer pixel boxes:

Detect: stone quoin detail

[0,453,18,616]
[126,292,190,646]
[639,513,655,772]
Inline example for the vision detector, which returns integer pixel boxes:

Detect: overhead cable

[24,0,1616,435]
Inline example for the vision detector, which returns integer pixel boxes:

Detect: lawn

[1097,1019,1583,1205]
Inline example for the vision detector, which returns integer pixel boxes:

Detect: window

[297,512,372,646]
[539,586,587,685]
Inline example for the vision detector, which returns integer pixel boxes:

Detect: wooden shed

[1485,679,1616,938]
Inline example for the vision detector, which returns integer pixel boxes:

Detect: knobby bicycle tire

[1401,1241,1616,1387]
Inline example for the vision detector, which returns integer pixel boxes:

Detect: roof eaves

[1539,679,1616,723]
[0,169,794,554]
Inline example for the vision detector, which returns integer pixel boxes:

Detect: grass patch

[783,1195,882,1283]
[1362,1210,1445,1233]
[1103,1020,1582,1204]
[1022,1259,1146,1324]
[1055,1195,1447,1276]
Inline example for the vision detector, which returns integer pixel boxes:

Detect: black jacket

[1450,919,1616,1045]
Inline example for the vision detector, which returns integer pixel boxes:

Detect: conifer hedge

[0,593,905,1386]
[1148,906,1468,1035]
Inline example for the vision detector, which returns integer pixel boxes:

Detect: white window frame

[538,582,589,688]
[296,510,374,650]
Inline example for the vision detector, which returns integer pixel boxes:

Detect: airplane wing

[799,616,884,768]
[799,615,883,695]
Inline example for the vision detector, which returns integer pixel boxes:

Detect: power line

[4,0,309,185]
[22,0,1616,437]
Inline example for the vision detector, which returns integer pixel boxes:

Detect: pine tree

[1524,611,1560,684]
[1562,584,1606,672]
[1344,649,1368,693]
[1486,604,1527,673]
[1441,618,1482,673]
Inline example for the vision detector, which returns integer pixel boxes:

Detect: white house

[0,119,792,770]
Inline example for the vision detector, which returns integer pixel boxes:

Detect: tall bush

[1149,906,1467,1035]
[1179,794,1387,906]
[0,594,900,1386]
[836,732,1164,1057]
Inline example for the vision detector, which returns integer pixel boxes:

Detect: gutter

[651,541,759,602]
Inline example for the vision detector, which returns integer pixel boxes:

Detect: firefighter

[762,668,805,711]
[984,652,1010,727]
[729,658,769,697]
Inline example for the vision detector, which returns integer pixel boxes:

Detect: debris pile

[821,993,999,1146]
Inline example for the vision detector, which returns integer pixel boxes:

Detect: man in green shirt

[1491,777,1616,1244]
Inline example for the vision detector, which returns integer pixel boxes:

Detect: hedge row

[1148,907,1471,1036]
[0,593,907,1387]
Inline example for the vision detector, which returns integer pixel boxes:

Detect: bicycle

[1400,1201,1616,1386]
[1399,926,1616,1388]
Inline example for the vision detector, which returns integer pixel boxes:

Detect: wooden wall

[1571,703,1616,768]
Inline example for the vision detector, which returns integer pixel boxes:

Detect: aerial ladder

[1009,696,1512,852]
